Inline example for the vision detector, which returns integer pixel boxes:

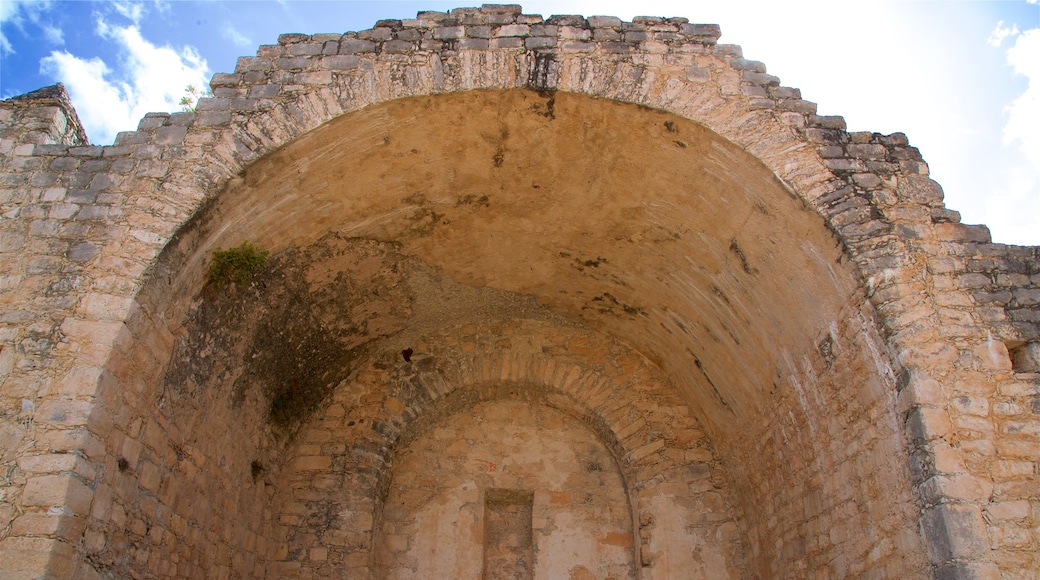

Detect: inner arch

[376,398,635,579]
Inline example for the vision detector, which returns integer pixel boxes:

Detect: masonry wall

[267,320,747,579]
[0,5,1037,579]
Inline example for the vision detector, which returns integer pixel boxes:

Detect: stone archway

[270,318,746,579]
[85,88,922,579]
[3,7,1036,580]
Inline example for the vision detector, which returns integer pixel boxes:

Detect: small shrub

[180,84,213,112]
[207,241,269,289]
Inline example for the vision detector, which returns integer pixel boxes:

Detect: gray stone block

[340,39,376,54]
[587,16,622,28]
[524,37,556,49]
[921,504,987,564]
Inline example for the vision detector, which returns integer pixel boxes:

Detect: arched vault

[1,6,1036,580]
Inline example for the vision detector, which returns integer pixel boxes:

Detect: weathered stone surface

[923,504,988,562]
[0,7,1037,580]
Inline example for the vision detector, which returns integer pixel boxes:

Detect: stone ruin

[0,5,1037,579]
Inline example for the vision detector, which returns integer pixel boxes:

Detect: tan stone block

[140,422,169,455]
[950,395,989,416]
[988,525,1031,548]
[991,401,1023,416]
[45,366,104,399]
[36,426,105,458]
[22,474,93,515]
[17,452,96,479]
[906,407,952,442]
[117,435,142,468]
[930,442,966,473]
[985,500,1030,521]
[138,460,161,493]
[59,317,125,348]
[972,340,1013,372]
[0,536,70,578]
[1000,417,1040,439]
[919,474,992,504]
[384,534,408,552]
[297,444,322,456]
[76,293,137,321]
[897,372,946,414]
[992,460,1034,479]
[11,512,86,541]
[83,528,106,552]
[293,456,331,471]
[35,400,93,429]
[951,414,994,434]
[657,482,689,497]
[994,438,1040,459]
[958,438,997,456]
[999,381,1039,397]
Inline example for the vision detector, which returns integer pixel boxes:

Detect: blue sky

[2,1,1038,245]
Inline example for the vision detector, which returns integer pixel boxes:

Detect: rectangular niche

[483,488,535,580]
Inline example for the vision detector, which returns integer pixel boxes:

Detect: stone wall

[0,4,1037,579]
[268,320,746,578]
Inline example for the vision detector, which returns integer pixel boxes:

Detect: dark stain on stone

[584,292,645,317]
[529,52,556,94]
[402,192,426,205]
[571,256,607,272]
[729,238,757,275]
[691,351,734,415]
[710,283,731,307]
[456,194,489,207]
[818,334,837,369]
[161,234,414,431]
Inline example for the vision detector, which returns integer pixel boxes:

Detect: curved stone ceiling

[168,89,860,439]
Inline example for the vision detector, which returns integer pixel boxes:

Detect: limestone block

[11,512,86,541]
[984,500,1030,521]
[922,504,987,563]
[22,474,93,516]
[17,452,96,480]
[906,406,952,443]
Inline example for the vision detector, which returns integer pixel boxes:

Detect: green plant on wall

[179,84,213,112]
[207,241,269,288]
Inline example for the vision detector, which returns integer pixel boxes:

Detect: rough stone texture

[379,400,635,579]
[0,5,1037,579]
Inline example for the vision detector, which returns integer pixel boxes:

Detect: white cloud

[981,159,1039,246]
[989,25,1040,245]
[1003,28,1040,167]
[988,20,1019,48]
[40,18,210,144]
[40,22,62,44]
[223,22,252,47]
[0,0,58,54]
[0,0,49,25]
[111,1,144,25]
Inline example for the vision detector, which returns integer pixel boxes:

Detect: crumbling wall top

[0,83,88,147]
